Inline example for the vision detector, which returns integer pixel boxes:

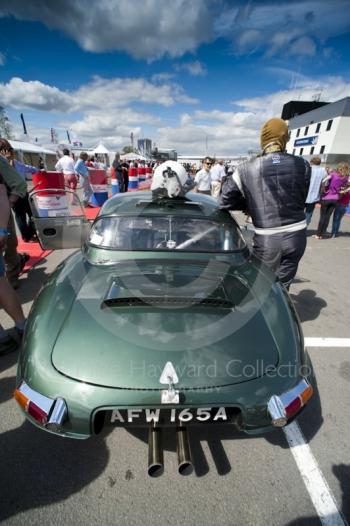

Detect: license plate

[107,407,235,426]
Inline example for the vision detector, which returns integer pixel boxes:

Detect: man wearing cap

[220,118,311,290]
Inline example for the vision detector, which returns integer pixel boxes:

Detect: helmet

[151,161,194,198]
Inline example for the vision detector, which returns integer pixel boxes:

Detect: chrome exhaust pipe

[148,426,164,477]
[176,426,193,475]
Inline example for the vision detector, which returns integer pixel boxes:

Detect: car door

[29,189,92,249]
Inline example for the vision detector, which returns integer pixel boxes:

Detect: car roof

[99,191,232,222]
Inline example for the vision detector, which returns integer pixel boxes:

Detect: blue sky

[0,0,350,155]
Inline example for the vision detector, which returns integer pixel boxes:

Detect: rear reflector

[14,389,29,411]
[300,384,313,406]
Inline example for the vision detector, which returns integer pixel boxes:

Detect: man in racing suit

[220,118,311,290]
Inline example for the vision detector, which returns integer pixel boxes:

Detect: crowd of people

[0,126,349,354]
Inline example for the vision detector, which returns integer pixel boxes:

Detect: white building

[286,97,350,166]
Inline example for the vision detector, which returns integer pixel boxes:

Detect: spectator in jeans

[315,163,349,239]
[305,156,328,226]
[331,167,350,237]
[75,152,92,206]
[112,154,124,192]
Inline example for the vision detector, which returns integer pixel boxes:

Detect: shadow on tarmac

[285,463,350,525]
[17,266,50,304]
[124,373,323,477]
[0,375,16,404]
[0,421,110,523]
[0,347,19,375]
[125,424,249,477]
[290,289,327,322]
[307,227,350,239]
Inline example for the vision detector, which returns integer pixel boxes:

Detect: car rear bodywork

[16,192,314,442]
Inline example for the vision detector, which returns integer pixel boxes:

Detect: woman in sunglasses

[194,157,214,195]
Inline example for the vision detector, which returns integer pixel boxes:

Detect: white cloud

[180,113,192,126]
[0,77,72,111]
[60,108,159,143]
[288,36,317,57]
[0,0,348,64]
[73,76,198,108]
[236,75,350,116]
[215,0,350,58]
[237,30,262,53]
[0,0,213,60]
[156,108,264,156]
[156,74,350,155]
[0,74,197,149]
[6,73,350,155]
[0,76,198,113]
[152,73,176,83]
[174,61,207,76]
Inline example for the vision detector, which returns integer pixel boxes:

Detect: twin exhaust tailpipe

[148,426,193,477]
[148,426,164,477]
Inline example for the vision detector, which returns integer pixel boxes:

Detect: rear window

[88,215,246,252]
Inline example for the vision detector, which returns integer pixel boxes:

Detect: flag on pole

[20,113,28,135]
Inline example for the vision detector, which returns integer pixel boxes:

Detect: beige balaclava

[260,118,289,154]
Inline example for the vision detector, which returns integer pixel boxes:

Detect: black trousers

[123,174,129,193]
[317,200,337,237]
[253,229,307,289]
[12,193,36,242]
[116,173,124,192]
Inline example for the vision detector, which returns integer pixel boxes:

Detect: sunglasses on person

[205,162,213,166]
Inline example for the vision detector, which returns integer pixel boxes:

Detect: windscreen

[88,216,246,252]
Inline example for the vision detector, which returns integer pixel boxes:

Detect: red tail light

[14,381,66,431]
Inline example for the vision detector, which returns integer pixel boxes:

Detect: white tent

[9,140,56,155]
[9,139,57,170]
[93,143,109,154]
[120,152,147,161]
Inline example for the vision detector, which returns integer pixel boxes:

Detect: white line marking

[284,421,347,526]
[305,337,350,348]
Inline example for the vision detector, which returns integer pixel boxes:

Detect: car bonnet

[51,261,280,389]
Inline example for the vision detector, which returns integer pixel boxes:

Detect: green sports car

[16,190,313,473]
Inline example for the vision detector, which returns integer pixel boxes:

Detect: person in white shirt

[55,149,77,190]
[210,159,226,198]
[305,156,328,226]
[194,157,213,195]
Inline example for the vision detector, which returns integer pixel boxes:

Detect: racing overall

[220,151,311,289]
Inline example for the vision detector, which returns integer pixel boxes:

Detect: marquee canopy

[120,152,147,161]
[93,144,109,154]
[9,139,56,155]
